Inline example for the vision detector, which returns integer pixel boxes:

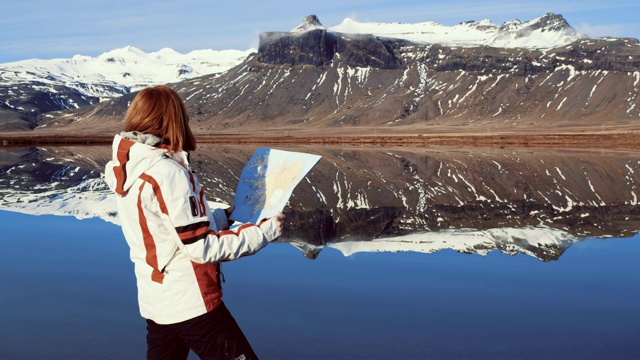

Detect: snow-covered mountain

[0,12,580,106]
[3,13,640,134]
[1,46,254,99]
[328,13,581,50]
[46,13,640,135]
[0,46,254,130]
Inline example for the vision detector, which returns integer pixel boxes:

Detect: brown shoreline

[1,132,638,149]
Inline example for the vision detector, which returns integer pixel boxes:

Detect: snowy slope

[328,13,581,49]
[0,180,229,227]
[0,46,255,100]
[0,178,119,224]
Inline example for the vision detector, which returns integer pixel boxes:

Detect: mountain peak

[99,45,147,61]
[500,13,572,33]
[291,15,326,33]
[530,12,573,32]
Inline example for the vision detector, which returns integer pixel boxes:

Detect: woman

[105,85,283,360]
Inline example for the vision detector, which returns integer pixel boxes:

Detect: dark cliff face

[334,33,405,69]
[258,29,404,69]
[258,30,336,67]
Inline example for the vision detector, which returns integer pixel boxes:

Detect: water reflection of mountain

[1,145,638,261]
[290,227,578,262]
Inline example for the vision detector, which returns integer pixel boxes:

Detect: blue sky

[1,0,640,63]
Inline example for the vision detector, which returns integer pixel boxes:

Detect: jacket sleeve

[154,163,281,264]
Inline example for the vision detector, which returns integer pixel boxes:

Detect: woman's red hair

[124,85,196,152]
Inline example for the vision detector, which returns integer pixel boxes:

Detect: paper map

[229,148,321,224]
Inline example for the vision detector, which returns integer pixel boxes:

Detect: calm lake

[0,144,639,359]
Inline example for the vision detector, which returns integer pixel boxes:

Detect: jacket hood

[104,132,169,196]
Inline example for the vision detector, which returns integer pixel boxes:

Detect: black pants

[146,302,258,360]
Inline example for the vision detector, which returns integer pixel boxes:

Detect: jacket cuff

[259,217,281,242]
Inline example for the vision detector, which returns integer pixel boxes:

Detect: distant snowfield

[328,15,581,50]
[0,46,256,99]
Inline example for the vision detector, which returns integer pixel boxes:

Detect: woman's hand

[224,205,235,217]
[273,212,285,236]
[224,205,235,229]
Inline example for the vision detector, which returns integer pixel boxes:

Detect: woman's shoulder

[145,154,192,183]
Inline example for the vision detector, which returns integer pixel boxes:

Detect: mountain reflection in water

[0,145,638,262]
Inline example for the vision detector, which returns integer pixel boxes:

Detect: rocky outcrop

[258,29,336,67]
[282,207,336,244]
[552,38,640,72]
[258,29,405,69]
[500,13,573,33]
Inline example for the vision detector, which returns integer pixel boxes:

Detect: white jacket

[104,133,281,324]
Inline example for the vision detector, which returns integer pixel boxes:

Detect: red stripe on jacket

[216,223,259,237]
[113,139,135,196]
[139,174,168,215]
[137,178,165,284]
[190,262,222,312]
[177,222,210,243]
[188,171,197,192]
[198,187,206,217]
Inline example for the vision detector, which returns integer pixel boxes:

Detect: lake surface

[0,145,639,359]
